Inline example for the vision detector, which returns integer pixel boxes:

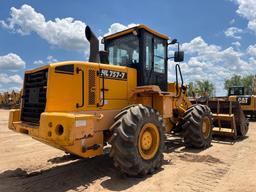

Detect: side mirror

[169,39,177,45]
[174,51,184,62]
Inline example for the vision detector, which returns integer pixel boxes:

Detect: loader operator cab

[228,86,245,96]
[103,25,184,91]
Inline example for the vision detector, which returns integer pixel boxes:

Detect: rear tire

[109,104,165,176]
[182,104,213,148]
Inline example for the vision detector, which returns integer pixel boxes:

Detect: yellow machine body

[0,91,21,108]
[229,95,256,116]
[9,60,191,158]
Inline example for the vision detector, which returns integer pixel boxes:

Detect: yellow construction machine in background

[228,86,256,119]
[0,91,21,108]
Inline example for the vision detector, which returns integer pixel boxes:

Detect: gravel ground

[0,109,256,192]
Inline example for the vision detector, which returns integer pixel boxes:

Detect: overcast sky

[0,0,256,95]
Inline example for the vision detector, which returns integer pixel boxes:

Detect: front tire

[109,104,165,176]
[182,104,213,148]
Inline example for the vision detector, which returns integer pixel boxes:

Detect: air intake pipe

[85,26,100,63]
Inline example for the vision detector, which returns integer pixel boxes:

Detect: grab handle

[76,67,85,108]
[97,69,105,108]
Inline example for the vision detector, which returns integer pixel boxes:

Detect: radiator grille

[88,69,96,105]
[21,69,48,124]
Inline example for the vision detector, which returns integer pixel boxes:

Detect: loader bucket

[191,99,249,139]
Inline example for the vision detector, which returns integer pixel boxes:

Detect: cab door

[142,32,168,91]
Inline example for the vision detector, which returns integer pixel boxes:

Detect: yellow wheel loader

[0,91,21,109]
[228,86,256,118]
[9,25,214,176]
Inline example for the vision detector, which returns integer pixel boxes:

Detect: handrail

[97,69,105,108]
[175,64,184,97]
[76,67,85,108]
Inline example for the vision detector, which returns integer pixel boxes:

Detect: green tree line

[224,75,254,95]
[187,80,215,97]
[187,75,255,97]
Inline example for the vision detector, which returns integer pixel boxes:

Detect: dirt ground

[0,109,256,192]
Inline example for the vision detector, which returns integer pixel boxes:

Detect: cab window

[229,87,244,95]
[106,34,139,66]
[144,33,166,73]
[145,34,152,70]
[154,37,166,73]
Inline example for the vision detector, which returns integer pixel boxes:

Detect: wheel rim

[202,117,211,139]
[138,123,160,160]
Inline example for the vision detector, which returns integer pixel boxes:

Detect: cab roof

[103,24,169,41]
[229,86,244,88]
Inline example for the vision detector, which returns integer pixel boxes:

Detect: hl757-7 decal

[99,69,127,80]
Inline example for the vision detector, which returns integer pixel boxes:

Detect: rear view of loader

[9,24,216,176]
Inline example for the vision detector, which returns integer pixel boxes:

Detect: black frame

[228,86,245,96]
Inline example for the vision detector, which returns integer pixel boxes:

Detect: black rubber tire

[109,104,165,176]
[238,119,249,137]
[182,104,213,148]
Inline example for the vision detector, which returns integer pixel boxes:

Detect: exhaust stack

[85,26,100,63]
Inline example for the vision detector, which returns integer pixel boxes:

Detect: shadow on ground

[212,135,249,145]
[0,154,158,192]
[0,132,247,192]
[165,134,213,154]
[0,139,176,192]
